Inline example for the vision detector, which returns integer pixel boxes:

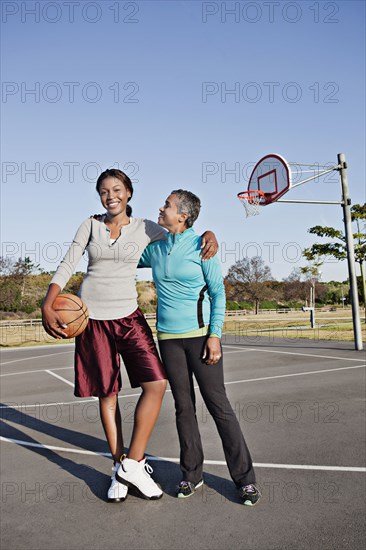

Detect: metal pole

[310,285,314,308]
[310,283,316,328]
[338,153,363,350]
[310,308,315,329]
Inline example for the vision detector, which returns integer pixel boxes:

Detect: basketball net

[237,190,265,218]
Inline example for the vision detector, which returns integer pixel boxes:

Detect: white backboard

[247,154,291,205]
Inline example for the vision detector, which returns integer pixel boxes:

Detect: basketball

[52,294,89,338]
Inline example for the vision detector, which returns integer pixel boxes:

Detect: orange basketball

[52,294,89,338]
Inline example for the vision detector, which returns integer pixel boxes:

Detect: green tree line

[1,204,364,318]
[0,255,361,319]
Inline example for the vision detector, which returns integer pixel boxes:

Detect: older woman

[134,189,261,506]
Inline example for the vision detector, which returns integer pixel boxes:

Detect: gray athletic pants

[158,336,256,488]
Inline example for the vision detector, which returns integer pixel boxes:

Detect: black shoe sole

[115,473,163,500]
[107,496,127,503]
[241,497,261,506]
[177,491,195,498]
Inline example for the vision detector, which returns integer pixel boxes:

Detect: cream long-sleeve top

[50,216,166,320]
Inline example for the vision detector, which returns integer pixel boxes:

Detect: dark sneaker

[176,479,204,499]
[239,483,261,506]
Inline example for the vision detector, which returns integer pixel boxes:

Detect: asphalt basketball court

[1,335,365,550]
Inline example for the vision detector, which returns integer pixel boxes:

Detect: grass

[224,322,366,342]
[223,311,366,342]
[1,311,365,348]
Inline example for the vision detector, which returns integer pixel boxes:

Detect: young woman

[137,190,261,506]
[41,169,218,503]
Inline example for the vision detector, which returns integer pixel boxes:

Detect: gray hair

[171,189,201,228]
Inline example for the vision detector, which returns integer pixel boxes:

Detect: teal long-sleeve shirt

[138,228,226,337]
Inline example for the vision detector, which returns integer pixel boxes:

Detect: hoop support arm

[289,162,340,169]
[290,166,339,189]
[276,199,343,205]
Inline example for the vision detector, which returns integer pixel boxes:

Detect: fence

[1,308,361,347]
[0,306,354,329]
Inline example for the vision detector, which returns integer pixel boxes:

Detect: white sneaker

[107,463,128,503]
[116,457,163,500]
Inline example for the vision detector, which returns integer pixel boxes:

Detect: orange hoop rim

[237,190,265,201]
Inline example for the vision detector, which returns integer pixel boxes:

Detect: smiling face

[158,194,187,232]
[98,176,131,217]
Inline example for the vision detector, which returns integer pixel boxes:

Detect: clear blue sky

[1,0,365,283]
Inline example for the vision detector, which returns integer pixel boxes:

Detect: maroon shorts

[74,308,166,397]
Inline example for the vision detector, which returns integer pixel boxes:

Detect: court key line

[0,351,73,366]
[1,344,362,380]
[45,370,74,388]
[0,437,364,473]
[1,366,73,378]
[1,364,365,410]
[45,371,98,400]
[224,364,366,387]
[1,348,363,379]
[0,351,249,374]
[222,345,365,362]
[2,345,362,370]
[0,393,143,409]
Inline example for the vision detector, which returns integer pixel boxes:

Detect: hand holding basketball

[42,294,89,339]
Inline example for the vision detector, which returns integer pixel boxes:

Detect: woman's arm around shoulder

[200,230,219,261]
[144,219,167,243]
[50,218,92,290]
[201,254,226,338]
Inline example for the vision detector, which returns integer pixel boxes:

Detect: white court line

[0,351,73,366]
[0,437,109,456]
[0,351,247,377]
[152,456,366,473]
[45,370,99,400]
[0,343,74,352]
[1,344,359,376]
[1,347,360,378]
[1,364,365,410]
[0,392,144,410]
[1,345,361,376]
[0,437,364,472]
[45,370,74,388]
[0,355,252,376]
[0,366,73,378]
[223,349,252,355]
[222,345,365,362]
[224,364,366,387]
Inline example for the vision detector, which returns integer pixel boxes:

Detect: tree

[299,260,325,307]
[65,273,84,296]
[226,256,273,314]
[0,257,15,276]
[282,268,307,303]
[0,256,40,312]
[303,203,366,315]
[0,279,21,311]
[12,257,40,307]
[283,265,326,306]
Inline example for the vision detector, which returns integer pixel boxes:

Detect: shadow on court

[148,460,239,504]
[1,338,365,550]
[0,404,112,500]
[1,403,241,504]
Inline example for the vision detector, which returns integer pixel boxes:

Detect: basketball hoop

[237,190,265,217]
